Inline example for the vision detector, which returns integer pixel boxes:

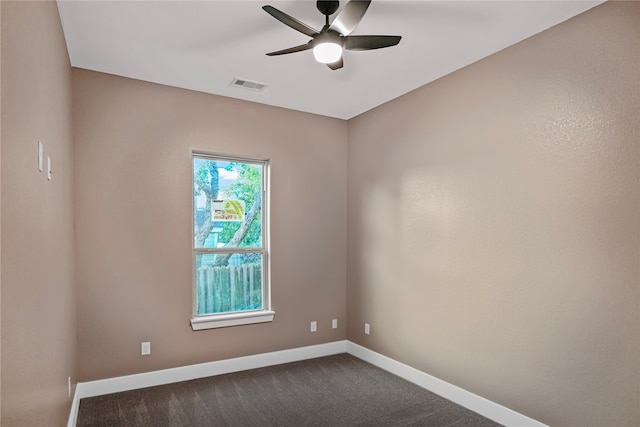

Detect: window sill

[191,310,275,330]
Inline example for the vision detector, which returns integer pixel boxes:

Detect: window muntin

[192,153,271,328]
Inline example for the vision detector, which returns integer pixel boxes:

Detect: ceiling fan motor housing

[314,30,344,48]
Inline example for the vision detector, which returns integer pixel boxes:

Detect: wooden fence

[196,263,262,315]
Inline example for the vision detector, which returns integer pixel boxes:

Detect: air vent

[230,78,268,92]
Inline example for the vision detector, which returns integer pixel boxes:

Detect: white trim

[191,153,272,324]
[74,341,348,400]
[346,342,548,427]
[190,310,275,330]
[67,385,81,427]
[69,340,547,427]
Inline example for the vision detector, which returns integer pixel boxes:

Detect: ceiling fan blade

[326,57,344,70]
[345,35,402,51]
[262,5,319,38]
[329,0,371,36]
[266,42,313,56]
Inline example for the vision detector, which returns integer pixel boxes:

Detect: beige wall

[1,1,77,425]
[0,0,3,417]
[1,1,638,426]
[347,2,639,427]
[0,0,3,418]
[73,70,348,381]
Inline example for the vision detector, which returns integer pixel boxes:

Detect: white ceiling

[57,0,604,120]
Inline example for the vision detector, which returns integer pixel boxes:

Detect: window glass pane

[194,158,263,249]
[195,253,264,315]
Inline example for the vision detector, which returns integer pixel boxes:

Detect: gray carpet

[77,353,503,426]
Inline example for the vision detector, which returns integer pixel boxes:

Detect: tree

[194,160,262,267]
[214,191,261,266]
[194,160,219,248]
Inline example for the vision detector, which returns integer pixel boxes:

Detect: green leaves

[219,162,262,247]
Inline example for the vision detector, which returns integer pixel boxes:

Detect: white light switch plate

[47,156,52,181]
[38,141,43,172]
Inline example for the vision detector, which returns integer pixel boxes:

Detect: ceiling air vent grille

[230,78,268,92]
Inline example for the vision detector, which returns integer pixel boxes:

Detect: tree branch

[214,191,262,267]
[195,162,219,248]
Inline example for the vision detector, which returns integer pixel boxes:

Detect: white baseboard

[75,340,348,400]
[347,341,548,427]
[69,340,546,427]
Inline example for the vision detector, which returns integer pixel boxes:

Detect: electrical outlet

[332,319,338,329]
[310,321,317,332]
[364,323,370,335]
[141,341,151,355]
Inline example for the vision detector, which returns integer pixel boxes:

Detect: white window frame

[190,151,274,330]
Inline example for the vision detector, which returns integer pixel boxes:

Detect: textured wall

[347,2,639,427]
[73,70,348,381]
[1,1,77,425]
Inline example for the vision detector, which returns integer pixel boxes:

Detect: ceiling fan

[262,0,401,70]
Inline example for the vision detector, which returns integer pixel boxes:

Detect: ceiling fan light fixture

[313,42,343,64]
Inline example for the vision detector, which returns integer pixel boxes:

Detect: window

[191,152,273,330]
